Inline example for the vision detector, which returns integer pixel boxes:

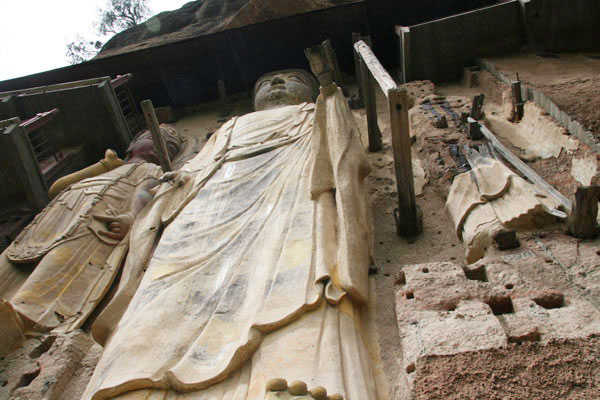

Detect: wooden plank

[322,39,343,88]
[0,77,111,99]
[568,186,600,239]
[354,40,396,96]
[351,33,365,106]
[511,80,524,121]
[389,88,422,236]
[470,117,572,211]
[359,57,382,152]
[395,26,412,83]
[218,80,229,117]
[97,81,132,153]
[140,99,172,173]
[2,124,49,210]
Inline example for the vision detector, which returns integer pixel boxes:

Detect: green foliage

[66,0,152,65]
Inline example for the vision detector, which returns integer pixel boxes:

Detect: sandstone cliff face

[97,0,360,58]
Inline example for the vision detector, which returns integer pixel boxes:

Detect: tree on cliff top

[66,0,152,64]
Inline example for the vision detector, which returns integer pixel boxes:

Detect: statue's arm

[48,149,124,199]
[93,177,159,241]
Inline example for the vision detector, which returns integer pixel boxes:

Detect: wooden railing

[353,38,422,236]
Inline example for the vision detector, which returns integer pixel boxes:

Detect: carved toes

[309,386,327,400]
[265,378,343,400]
[289,380,308,395]
[266,378,288,392]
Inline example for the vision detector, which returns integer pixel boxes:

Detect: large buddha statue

[83,56,383,400]
[0,126,183,355]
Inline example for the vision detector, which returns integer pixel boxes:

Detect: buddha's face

[254,70,315,111]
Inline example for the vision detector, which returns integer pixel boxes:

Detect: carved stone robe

[85,85,379,400]
[4,163,161,331]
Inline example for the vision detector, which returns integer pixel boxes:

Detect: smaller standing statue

[0,126,183,356]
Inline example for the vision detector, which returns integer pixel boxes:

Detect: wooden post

[568,186,600,239]
[389,88,422,236]
[469,120,483,140]
[352,33,365,107]
[395,26,411,83]
[218,80,229,117]
[470,94,485,120]
[140,99,172,173]
[97,80,132,151]
[359,58,382,152]
[2,122,49,210]
[511,80,524,121]
[322,39,343,88]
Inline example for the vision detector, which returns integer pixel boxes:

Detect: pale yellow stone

[83,72,381,400]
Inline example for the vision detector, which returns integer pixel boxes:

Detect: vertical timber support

[568,186,600,239]
[352,33,365,107]
[388,88,422,236]
[218,80,229,117]
[511,79,524,121]
[140,99,172,173]
[98,80,132,152]
[396,26,412,83]
[2,122,49,210]
[360,59,382,152]
[322,39,343,88]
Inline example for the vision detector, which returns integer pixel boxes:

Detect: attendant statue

[0,126,183,355]
[83,52,384,400]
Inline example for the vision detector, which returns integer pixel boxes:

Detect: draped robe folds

[85,84,377,400]
[2,163,161,331]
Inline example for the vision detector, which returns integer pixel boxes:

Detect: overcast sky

[0,0,190,81]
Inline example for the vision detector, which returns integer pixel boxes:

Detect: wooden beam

[389,88,422,236]
[568,186,600,239]
[470,117,572,211]
[97,81,132,153]
[354,40,396,97]
[470,94,485,120]
[395,26,412,83]
[140,99,172,173]
[20,108,60,134]
[322,39,343,88]
[352,33,365,107]
[2,123,49,210]
[511,79,524,121]
[0,77,111,99]
[110,73,133,89]
[359,57,382,152]
[218,80,229,117]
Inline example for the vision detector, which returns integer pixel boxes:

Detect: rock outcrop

[97,0,360,58]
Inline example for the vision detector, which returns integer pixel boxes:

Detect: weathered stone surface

[395,256,600,399]
[0,330,101,400]
[97,0,360,58]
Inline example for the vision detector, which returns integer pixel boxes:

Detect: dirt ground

[486,53,600,137]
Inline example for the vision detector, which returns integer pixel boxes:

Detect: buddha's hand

[93,212,133,241]
[160,170,193,187]
[304,45,333,87]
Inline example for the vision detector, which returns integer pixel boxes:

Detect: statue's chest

[229,104,313,149]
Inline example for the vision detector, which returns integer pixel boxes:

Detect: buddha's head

[253,69,319,111]
[126,125,183,164]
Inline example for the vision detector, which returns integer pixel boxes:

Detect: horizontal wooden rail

[0,77,111,98]
[353,40,397,96]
